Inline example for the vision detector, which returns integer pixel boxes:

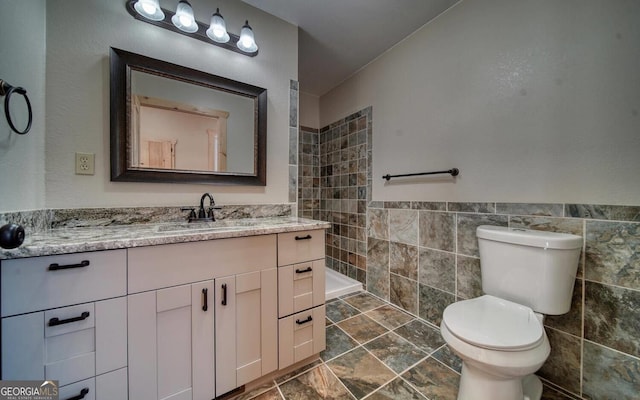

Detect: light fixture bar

[125,0,258,57]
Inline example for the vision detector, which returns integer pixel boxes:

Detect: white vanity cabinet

[127,235,278,400]
[1,250,128,400]
[1,224,329,400]
[276,230,326,369]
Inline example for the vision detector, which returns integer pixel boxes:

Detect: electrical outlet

[75,152,95,175]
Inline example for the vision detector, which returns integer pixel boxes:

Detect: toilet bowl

[440,295,550,400]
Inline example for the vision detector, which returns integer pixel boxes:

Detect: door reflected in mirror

[110,48,267,185]
[131,71,254,174]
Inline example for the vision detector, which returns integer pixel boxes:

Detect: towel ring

[0,79,33,135]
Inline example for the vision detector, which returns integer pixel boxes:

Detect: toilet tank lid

[477,226,582,250]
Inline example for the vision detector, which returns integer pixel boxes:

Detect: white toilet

[440,225,582,400]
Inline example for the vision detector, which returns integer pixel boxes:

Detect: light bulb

[134,0,165,21]
[237,20,258,53]
[179,14,192,27]
[142,3,156,14]
[206,8,230,43]
[171,0,197,33]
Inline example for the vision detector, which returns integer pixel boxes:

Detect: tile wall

[366,201,640,399]
[298,107,373,285]
[288,80,299,205]
[299,107,640,399]
[297,125,320,220]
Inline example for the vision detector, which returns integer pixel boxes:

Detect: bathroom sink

[153,217,295,234]
[155,222,238,233]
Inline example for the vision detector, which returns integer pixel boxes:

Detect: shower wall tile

[584,280,640,358]
[367,237,389,300]
[411,201,446,211]
[389,209,419,245]
[585,220,640,290]
[390,273,418,315]
[497,202,564,217]
[289,80,299,212]
[288,165,297,203]
[418,211,455,252]
[289,82,298,128]
[289,127,298,164]
[455,255,482,300]
[418,248,455,293]
[447,202,495,213]
[384,201,412,209]
[509,216,584,236]
[418,284,454,326]
[456,214,508,257]
[538,328,582,396]
[318,107,372,284]
[367,208,389,240]
[367,262,389,301]
[390,242,418,281]
[583,340,640,400]
[566,204,640,222]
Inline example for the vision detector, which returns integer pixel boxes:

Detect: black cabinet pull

[202,288,208,311]
[221,283,227,306]
[295,266,313,274]
[295,315,313,325]
[49,260,90,271]
[65,388,89,400]
[295,234,312,241]
[49,311,90,327]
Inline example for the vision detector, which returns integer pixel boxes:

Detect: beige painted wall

[42,0,297,208]
[320,0,640,205]
[299,91,320,129]
[0,1,46,212]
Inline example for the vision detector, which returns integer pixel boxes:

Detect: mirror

[110,48,267,185]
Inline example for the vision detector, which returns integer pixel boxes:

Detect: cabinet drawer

[1,250,126,317]
[278,305,325,369]
[2,297,127,383]
[278,260,325,318]
[277,230,324,266]
[57,368,128,400]
[59,377,95,400]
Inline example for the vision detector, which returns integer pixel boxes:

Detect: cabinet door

[128,281,214,400]
[215,268,277,397]
[2,311,44,379]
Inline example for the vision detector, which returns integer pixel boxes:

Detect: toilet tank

[477,226,582,315]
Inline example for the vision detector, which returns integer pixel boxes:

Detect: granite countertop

[0,217,331,260]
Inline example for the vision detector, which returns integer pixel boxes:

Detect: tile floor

[231,291,580,400]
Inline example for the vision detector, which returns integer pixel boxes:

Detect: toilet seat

[442,295,544,351]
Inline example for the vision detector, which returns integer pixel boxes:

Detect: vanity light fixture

[237,20,258,53]
[171,0,197,33]
[206,8,230,43]
[133,0,165,21]
[126,0,258,57]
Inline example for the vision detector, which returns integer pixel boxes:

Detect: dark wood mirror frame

[110,47,267,185]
